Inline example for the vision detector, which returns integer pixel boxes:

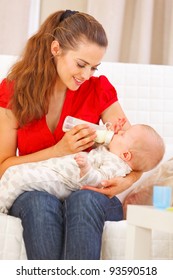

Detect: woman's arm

[101,101,131,131]
[0,107,97,177]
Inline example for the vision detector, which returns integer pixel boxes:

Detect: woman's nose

[81,67,92,80]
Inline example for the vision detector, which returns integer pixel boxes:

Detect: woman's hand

[81,171,142,198]
[55,124,97,156]
[113,117,127,133]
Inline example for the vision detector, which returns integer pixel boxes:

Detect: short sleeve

[95,75,118,113]
[0,79,14,108]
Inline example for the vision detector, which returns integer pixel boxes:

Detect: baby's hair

[130,124,165,172]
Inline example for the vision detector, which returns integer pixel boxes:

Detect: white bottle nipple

[104,130,114,144]
[95,129,114,144]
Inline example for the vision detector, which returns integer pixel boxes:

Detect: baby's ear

[120,151,132,162]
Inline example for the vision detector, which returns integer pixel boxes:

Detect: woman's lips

[73,77,85,86]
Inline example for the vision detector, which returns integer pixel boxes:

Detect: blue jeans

[10,190,123,260]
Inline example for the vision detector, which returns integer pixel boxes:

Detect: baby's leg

[0,165,71,213]
[74,152,91,178]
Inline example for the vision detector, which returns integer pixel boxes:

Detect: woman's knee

[66,190,105,211]
[10,191,63,220]
[66,190,123,221]
[65,190,107,221]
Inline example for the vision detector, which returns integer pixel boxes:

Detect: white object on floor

[125,205,173,259]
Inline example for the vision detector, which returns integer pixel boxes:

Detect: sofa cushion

[0,213,27,259]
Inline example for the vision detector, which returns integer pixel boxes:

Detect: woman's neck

[46,81,67,133]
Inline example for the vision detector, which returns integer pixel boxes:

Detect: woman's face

[54,40,106,91]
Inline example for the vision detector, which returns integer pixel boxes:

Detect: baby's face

[108,126,141,156]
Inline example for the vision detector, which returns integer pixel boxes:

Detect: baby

[0,124,165,213]
[75,123,165,177]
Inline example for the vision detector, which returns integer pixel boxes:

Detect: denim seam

[63,199,67,260]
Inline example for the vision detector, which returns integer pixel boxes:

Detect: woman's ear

[120,151,132,162]
[51,40,61,56]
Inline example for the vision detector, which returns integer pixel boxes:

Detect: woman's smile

[73,76,85,87]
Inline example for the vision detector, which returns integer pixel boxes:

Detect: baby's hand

[74,152,88,168]
[74,152,90,177]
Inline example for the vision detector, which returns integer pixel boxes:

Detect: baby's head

[109,124,165,172]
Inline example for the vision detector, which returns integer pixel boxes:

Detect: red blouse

[0,75,118,155]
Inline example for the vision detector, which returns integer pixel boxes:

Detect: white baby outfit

[0,146,131,213]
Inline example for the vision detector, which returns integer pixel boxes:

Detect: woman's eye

[77,63,85,68]
[77,63,98,71]
[91,67,98,71]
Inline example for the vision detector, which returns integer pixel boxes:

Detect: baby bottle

[62,116,114,145]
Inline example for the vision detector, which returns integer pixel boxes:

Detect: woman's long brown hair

[7,11,108,127]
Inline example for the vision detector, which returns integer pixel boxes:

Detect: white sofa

[0,55,173,259]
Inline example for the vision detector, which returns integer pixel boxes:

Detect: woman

[0,10,141,259]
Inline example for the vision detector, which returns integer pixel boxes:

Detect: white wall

[1,0,172,65]
[0,0,30,55]
[40,0,87,23]
[0,0,40,56]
